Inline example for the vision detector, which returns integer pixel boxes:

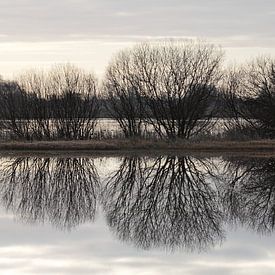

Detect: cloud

[0,0,274,77]
[0,0,274,42]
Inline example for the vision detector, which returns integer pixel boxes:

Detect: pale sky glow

[1,211,275,275]
[1,39,275,79]
[0,39,135,78]
[0,0,275,78]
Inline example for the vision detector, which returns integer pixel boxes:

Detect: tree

[18,70,52,139]
[47,64,100,139]
[103,51,145,138]
[112,41,223,139]
[222,57,275,138]
[0,80,34,140]
[0,64,100,140]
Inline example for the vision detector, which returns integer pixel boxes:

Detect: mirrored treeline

[0,155,274,251]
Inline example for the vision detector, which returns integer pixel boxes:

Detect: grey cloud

[0,0,274,46]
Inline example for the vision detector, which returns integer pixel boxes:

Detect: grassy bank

[0,139,275,154]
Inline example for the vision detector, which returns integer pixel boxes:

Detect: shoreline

[0,139,274,156]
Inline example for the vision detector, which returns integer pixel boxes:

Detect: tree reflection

[2,153,275,251]
[221,157,275,233]
[0,157,99,230]
[102,155,224,251]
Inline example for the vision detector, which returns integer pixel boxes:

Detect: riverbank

[0,139,275,154]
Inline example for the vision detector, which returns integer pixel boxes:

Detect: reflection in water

[0,157,99,230]
[221,157,275,233]
[0,155,275,252]
[102,156,224,250]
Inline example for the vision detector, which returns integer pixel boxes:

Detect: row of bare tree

[0,64,99,140]
[0,41,274,140]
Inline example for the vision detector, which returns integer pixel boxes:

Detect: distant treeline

[0,40,274,140]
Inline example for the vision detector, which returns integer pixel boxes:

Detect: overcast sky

[0,0,275,77]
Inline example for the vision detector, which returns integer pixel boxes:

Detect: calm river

[0,154,274,274]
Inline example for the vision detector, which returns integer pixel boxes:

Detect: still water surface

[0,154,275,274]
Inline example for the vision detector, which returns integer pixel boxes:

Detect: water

[0,118,234,140]
[0,154,275,274]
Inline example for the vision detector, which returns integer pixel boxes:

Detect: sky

[0,0,275,78]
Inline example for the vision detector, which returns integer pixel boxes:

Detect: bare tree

[246,57,275,136]
[133,41,223,139]
[47,64,100,139]
[0,65,100,140]
[220,68,254,137]
[0,80,34,140]
[18,70,52,139]
[103,51,145,138]
[12,64,100,140]
[103,41,223,139]
[222,57,275,138]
